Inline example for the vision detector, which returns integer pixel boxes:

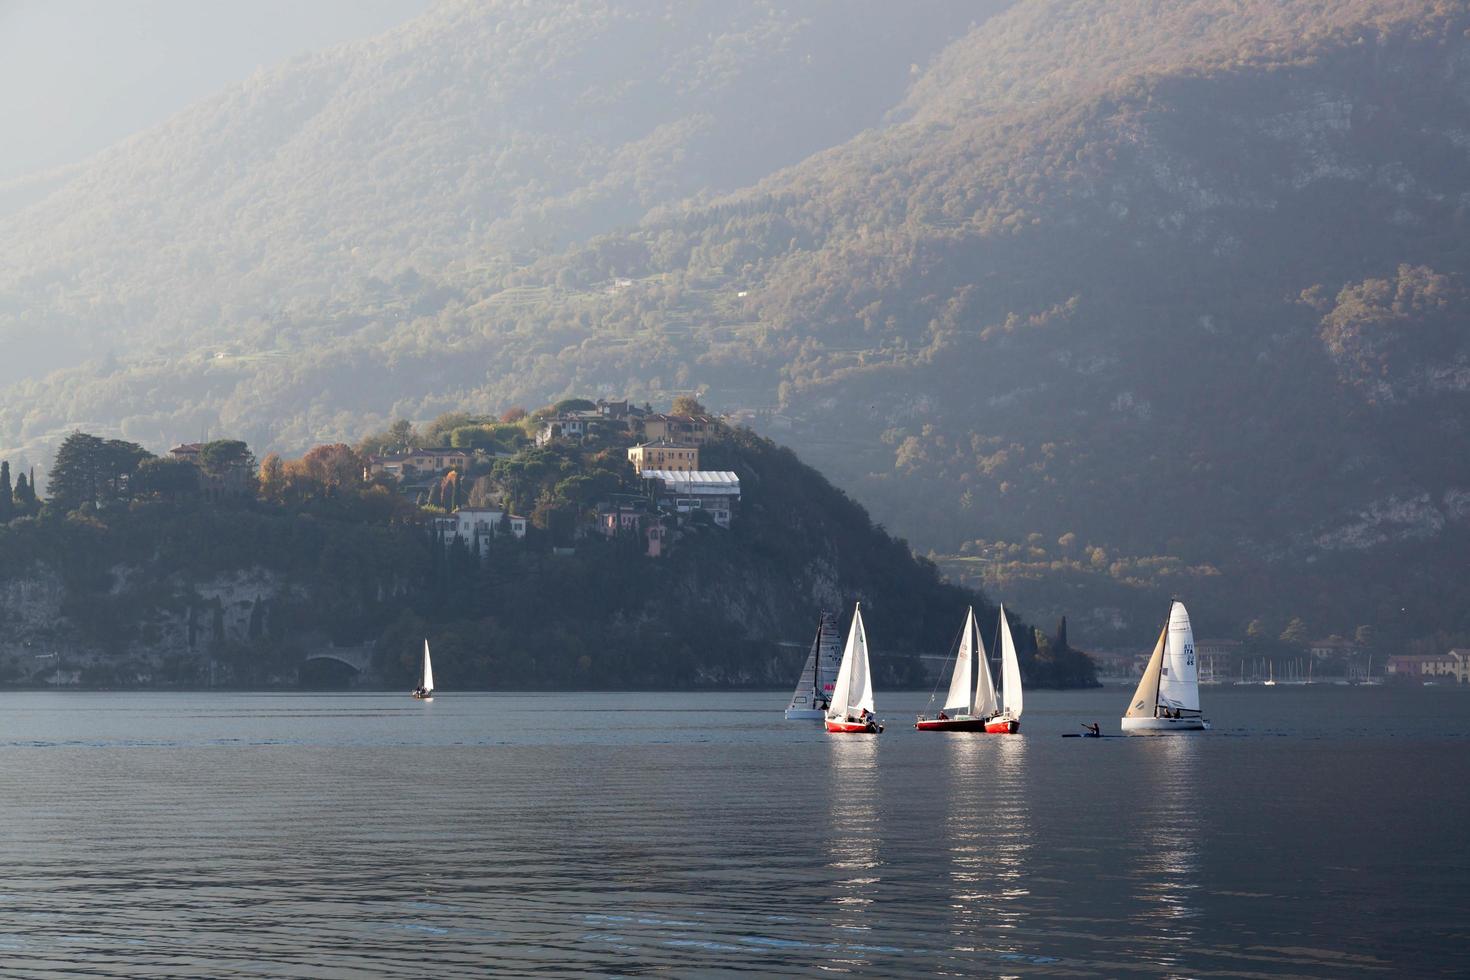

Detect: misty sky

[0,0,429,182]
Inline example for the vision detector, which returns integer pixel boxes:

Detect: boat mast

[812,615,824,700]
[1154,606,1169,718]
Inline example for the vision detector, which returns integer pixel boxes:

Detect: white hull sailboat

[1121,601,1207,733]
[411,639,435,700]
[825,603,883,734]
[785,612,841,719]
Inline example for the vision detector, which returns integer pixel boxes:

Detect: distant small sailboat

[1121,601,1207,733]
[785,611,841,720]
[411,639,435,701]
[1263,661,1276,686]
[916,606,998,731]
[985,605,1024,734]
[825,603,883,734]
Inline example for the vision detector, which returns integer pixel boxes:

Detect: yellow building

[628,441,699,474]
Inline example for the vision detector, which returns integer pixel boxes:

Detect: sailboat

[825,603,883,734]
[785,611,842,720]
[916,606,998,731]
[1120,601,1208,733]
[411,639,435,700]
[985,605,1024,734]
[1263,661,1276,686]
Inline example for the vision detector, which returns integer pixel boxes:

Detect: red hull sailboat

[916,605,1024,734]
[825,603,883,734]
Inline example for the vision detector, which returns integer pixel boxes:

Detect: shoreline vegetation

[0,401,1101,693]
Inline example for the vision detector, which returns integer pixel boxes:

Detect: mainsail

[1157,601,1199,712]
[1124,624,1168,718]
[828,604,874,720]
[998,605,1023,718]
[787,612,840,713]
[942,607,975,714]
[421,640,435,693]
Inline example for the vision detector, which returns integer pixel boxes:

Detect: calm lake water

[1,686,1467,977]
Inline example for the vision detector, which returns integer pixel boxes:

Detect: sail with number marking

[1157,601,1199,712]
[787,612,840,714]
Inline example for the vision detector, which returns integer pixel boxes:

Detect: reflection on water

[1129,734,1202,971]
[824,735,881,970]
[1,689,1467,976]
[943,734,1032,965]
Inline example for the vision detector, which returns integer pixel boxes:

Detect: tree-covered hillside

[0,423,1096,691]
[1,1,1467,650]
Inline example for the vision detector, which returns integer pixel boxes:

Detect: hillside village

[357,398,740,558]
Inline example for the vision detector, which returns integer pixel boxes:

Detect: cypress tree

[0,461,11,522]
[14,473,30,511]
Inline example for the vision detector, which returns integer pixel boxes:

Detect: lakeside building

[433,507,528,556]
[641,413,717,446]
[1083,649,1141,679]
[535,400,650,447]
[627,440,699,474]
[366,448,471,479]
[167,443,252,498]
[1385,652,1464,682]
[640,469,740,528]
[595,495,666,557]
[1308,637,1359,660]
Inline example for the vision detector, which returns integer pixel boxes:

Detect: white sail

[787,612,840,713]
[999,605,1023,718]
[1157,601,1199,712]
[421,640,434,693]
[1124,625,1167,718]
[974,617,999,718]
[828,604,875,720]
[942,607,975,713]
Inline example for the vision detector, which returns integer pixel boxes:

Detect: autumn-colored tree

[499,407,527,424]
[1279,617,1308,646]
[298,444,366,489]
[258,453,286,501]
[671,394,707,416]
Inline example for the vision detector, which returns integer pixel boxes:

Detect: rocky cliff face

[0,563,304,685]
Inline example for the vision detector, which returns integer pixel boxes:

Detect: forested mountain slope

[0,0,992,386]
[2,0,1468,646]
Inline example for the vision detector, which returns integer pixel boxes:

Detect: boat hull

[411,691,433,701]
[1120,715,1206,734]
[826,719,883,734]
[984,717,1020,734]
[785,707,827,720]
[915,716,991,731]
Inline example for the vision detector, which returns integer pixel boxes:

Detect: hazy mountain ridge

[2,0,1468,645]
[0,0,990,386]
